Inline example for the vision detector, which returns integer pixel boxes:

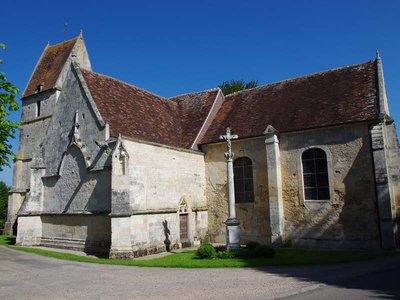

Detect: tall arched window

[302,148,330,200]
[233,157,254,203]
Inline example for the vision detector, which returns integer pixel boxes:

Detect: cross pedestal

[219,127,241,251]
[225,218,241,250]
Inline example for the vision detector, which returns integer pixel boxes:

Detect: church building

[5,34,400,257]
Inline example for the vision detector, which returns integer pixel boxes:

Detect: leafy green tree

[0,43,19,171]
[0,181,9,231]
[219,79,258,95]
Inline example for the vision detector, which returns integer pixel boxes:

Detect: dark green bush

[214,245,227,252]
[255,245,275,258]
[246,241,260,251]
[196,243,217,259]
[216,251,234,259]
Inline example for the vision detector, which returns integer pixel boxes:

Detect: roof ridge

[79,68,176,105]
[225,60,375,98]
[48,36,79,48]
[169,88,220,100]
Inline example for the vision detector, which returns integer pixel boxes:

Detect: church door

[180,214,188,242]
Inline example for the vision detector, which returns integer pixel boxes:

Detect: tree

[219,79,258,96]
[0,181,9,231]
[0,43,19,171]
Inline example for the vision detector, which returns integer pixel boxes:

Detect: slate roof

[200,61,379,144]
[23,38,78,98]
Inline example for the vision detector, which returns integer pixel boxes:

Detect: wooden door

[180,214,188,241]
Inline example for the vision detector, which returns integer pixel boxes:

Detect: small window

[302,148,329,200]
[36,101,41,117]
[234,157,254,203]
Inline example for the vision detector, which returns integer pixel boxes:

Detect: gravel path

[1,246,399,299]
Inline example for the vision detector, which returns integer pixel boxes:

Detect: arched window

[302,148,330,200]
[233,157,254,203]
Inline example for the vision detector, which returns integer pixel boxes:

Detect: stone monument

[219,127,241,250]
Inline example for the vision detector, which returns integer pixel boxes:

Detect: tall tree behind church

[219,79,258,95]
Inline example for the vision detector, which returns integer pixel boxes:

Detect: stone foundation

[40,237,111,255]
[289,238,381,250]
[109,242,181,259]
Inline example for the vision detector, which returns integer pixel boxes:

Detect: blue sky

[1,0,399,185]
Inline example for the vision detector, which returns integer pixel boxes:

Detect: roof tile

[80,69,183,147]
[201,61,379,144]
[23,38,77,98]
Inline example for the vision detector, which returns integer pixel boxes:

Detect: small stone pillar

[220,127,241,250]
[264,125,284,245]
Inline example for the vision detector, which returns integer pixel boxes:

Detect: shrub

[217,251,235,259]
[255,245,275,258]
[246,241,260,251]
[196,243,217,259]
[214,245,227,252]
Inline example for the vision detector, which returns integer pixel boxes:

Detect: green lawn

[1,235,397,268]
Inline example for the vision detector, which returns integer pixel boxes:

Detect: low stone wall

[41,214,111,254]
[110,211,207,258]
[17,214,111,255]
[16,216,42,246]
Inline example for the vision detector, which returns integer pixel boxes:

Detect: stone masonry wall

[16,64,112,250]
[110,138,208,257]
[204,137,270,244]
[280,123,380,249]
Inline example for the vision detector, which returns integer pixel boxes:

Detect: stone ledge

[110,207,207,217]
[18,211,111,216]
[39,236,111,255]
[110,243,181,259]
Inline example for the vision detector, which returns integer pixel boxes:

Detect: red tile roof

[23,38,78,98]
[170,90,219,148]
[80,69,183,147]
[81,68,220,149]
[201,61,379,144]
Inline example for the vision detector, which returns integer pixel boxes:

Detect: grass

[1,235,398,268]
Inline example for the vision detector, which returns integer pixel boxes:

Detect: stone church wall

[110,138,208,258]
[204,137,270,244]
[16,65,112,252]
[4,91,57,234]
[280,123,380,249]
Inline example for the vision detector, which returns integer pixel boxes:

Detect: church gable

[41,63,110,176]
[170,89,221,149]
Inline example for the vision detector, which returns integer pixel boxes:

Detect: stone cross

[219,127,240,250]
[219,127,238,160]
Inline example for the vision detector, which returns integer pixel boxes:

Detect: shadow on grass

[4,236,15,245]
